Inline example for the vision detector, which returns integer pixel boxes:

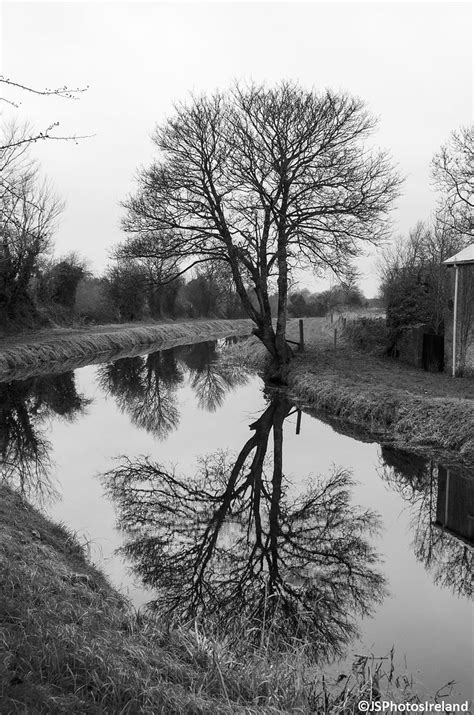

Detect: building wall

[444,264,474,376]
[436,465,474,544]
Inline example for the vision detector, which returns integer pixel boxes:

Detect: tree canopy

[123,82,400,380]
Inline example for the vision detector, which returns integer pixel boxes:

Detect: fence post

[299,319,304,352]
[296,409,302,435]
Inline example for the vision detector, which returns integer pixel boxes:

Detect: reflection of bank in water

[0,340,248,503]
[435,465,473,547]
[380,447,473,599]
[0,372,89,504]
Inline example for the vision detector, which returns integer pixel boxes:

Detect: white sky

[1,1,472,297]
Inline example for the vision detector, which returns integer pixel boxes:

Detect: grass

[0,318,253,382]
[224,317,474,462]
[0,483,437,714]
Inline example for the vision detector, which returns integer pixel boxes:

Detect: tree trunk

[267,341,293,384]
[270,178,292,384]
[253,314,293,385]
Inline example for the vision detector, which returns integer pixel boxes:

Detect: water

[1,338,472,702]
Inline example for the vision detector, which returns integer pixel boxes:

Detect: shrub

[75,277,117,323]
[343,317,389,354]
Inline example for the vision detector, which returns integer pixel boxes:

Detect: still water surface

[1,338,472,702]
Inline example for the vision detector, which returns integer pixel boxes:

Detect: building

[443,244,474,377]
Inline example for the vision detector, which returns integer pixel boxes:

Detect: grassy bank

[229,318,474,463]
[0,483,423,714]
[0,319,253,382]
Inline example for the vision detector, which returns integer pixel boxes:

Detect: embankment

[0,319,253,382]
[1,482,413,713]
[227,331,474,463]
[289,358,474,463]
[0,483,257,712]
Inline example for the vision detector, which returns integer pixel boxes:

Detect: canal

[0,338,472,703]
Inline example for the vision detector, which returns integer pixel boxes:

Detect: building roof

[443,243,474,266]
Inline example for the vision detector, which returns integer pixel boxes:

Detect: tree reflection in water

[103,391,386,660]
[0,372,89,504]
[98,352,183,439]
[98,341,249,436]
[178,341,248,412]
[380,447,473,600]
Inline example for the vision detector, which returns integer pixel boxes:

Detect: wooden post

[452,265,459,377]
[296,409,302,435]
[299,319,304,352]
[334,327,337,350]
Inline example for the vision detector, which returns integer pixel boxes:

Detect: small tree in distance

[123,82,400,382]
[106,262,147,322]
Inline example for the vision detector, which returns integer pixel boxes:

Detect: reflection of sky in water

[1,345,472,703]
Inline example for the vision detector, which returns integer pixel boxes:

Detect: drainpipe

[452,264,459,377]
[444,468,450,527]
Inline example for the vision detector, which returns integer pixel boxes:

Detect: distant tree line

[286,280,367,319]
[0,121,248,329]
[0,157,368,328]
[0,245,249,328]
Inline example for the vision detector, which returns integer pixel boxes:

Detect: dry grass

[289,357,474,460]
[224,318,474,462]
[0,484,434,714]
[0,319,253,382]
[286,318,474,401]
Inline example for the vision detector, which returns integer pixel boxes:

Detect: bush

[75,277,117,323]
[343,317,389,354]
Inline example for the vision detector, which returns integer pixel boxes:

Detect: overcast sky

[1,1,472,296]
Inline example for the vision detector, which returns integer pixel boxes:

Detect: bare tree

[0,76,88,151]
[0,146,63,323]
[432,125,473,240]
[113,232,184,318]
[123,82,400,381]
[0,79,87,326]
[377,220,471,341]
[0,78,88,214]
